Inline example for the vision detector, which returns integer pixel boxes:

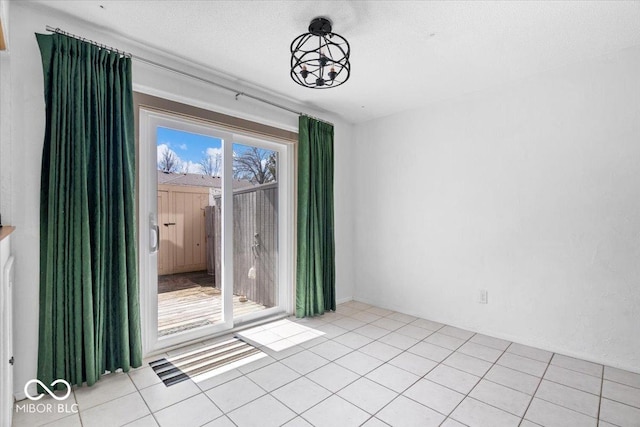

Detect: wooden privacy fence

[205,182,278,308]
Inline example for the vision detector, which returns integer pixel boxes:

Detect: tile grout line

[300,307,541,425]
[198,376,236,426]
[261,313,439,425]
[71,376,142,427]
[127,369,163,427]
[354,304,613,381]
[131,359,238,426]
[256,305,634,425]
[433,340,536,424]
[532,373,601,397]
[421,338,614,421]
[237,334,399,425]
[532,394,603,421]
[61,302,633,427]
[222,363,297,425]
[181,312,622,426]
[595,395,640,412]
[364,327,479,426]
[0,308,581,426]
[293,337,401,424]
[521,359,608,423]
[547,361,607,380]
[435,333,490,427]
[600,376,640,390]
[72,365,219,426]
[516,348,552,427]
[596,364,605,425]
[73,388,85,427]
[440,335,514,426]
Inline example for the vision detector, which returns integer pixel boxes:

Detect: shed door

[158,188,208,275]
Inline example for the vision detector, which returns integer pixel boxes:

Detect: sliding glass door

[139,109,292,353]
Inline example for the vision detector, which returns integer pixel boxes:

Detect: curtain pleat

[296,116,336,317]
[36,33,141,388]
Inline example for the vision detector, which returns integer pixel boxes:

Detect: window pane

[232,143,278,318]
[156,127,223,336]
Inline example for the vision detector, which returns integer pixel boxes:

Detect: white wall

[0,0,10,222]
[5,2,354,398]
[354,45,640,372]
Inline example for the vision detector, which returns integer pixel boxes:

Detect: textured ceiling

[26,1,640,123]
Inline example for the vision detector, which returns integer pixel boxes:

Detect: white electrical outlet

[479,289,488,304]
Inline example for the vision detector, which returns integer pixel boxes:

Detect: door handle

[150,224,160,253]
[164,222,176,226]
[150,214,160,254]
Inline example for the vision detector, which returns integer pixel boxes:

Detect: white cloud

[179,144,188,150]
[157,143,175,164]
[157,144,221,175]
[183,160,202,174]
[206,147,222,157]
[157,144,188,172]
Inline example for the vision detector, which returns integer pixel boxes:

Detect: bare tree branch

[199,152,222,176]
[233,147,276,184]
[158,146,180,173]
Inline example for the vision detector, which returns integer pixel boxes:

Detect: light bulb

[300,65,309,79]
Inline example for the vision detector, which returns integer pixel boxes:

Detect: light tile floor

[12,300,640,427]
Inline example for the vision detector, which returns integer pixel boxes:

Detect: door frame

[138,108,294,355]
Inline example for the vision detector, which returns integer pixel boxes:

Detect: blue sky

[157,126,274,176]
[157,127,222,173]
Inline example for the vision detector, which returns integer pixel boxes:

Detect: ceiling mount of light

[290,17,351,89]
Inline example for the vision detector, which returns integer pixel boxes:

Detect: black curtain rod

[45,26,334,127]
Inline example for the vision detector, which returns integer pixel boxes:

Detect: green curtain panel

[36,33,142,388]
[296,116,336,317]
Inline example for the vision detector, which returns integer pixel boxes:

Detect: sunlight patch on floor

[236,319,326,351]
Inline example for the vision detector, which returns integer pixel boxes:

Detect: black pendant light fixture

[290,17,351,89]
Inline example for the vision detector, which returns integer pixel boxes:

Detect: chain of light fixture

[290,17,351,89]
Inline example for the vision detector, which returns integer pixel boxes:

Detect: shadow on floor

[158,270,214,294]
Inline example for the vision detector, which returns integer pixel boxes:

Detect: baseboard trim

[352,295,640,375]
[14,383,33,402]
[336,296,353,305]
